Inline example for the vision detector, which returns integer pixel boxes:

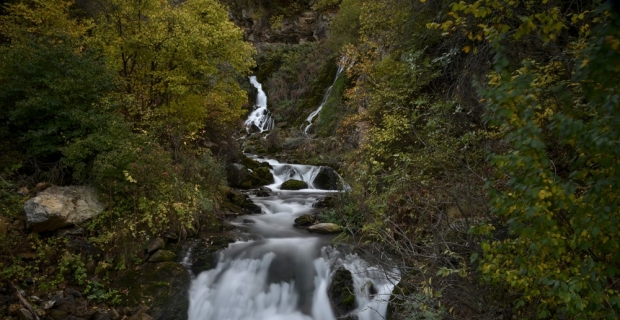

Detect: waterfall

[245,76,275,133]
[303,59,347,134]
[187,156,398,320]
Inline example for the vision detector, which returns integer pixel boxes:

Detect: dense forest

[1,0,619,319]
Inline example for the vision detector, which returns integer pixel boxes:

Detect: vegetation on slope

[316,0,620,318]
[0,0,253,309]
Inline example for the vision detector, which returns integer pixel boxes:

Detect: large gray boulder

[24,186,105,232]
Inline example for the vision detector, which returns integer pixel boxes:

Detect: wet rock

[242,219,255,224]
[328,267,357,317]
[280,179,308,190]
[191,236,234,275]
[312,167,340,190]
[338,315,359,320]
[16,309,34,320]
[254,187,271,197]
[148,250,176,263]
[24,186,105,232]
[224,190,262,214]
[116,262,190,320]
[308,223,342,234]
[146,238,165,254]
[294,215,315,227]
[226,160,274,189]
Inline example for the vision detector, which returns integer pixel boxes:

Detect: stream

[187,76,399,320]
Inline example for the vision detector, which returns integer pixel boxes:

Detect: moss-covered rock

[223,190,262,214]
[280,179,308,190]
[116,262,190,320]
[328,267,357,317]
[190,236,234,275]
[148,250,176,263]
[294,214,315,227]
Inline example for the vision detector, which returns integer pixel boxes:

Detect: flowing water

[303,60,347,134]
[245,76,275,133]
[187,157,399,320]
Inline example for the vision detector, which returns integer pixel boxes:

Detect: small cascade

[303,60,347,134]
[188,156,395,320]
[245,76,275,133]
[180,240,199,277]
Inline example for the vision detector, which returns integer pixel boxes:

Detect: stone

[312,166,340,190]
[280,179,308,190]
[294,214,315,227]
[16,309,34,320]
[308,223,342,234]
[56,295,76,314]
[146,237,165,254]
[17,187,29,196]
[9,304,21,314]
[24,186,105,232]
[148,250,176,263]
[42,300,55,310]
[328,267,357,317]
[65,287,82,298]
[242,219,255,224]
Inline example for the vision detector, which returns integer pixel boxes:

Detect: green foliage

[477,4,620,317]
[85,280,122,305]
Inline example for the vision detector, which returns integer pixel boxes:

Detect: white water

[245,76,275,133]
[303,60,347,134]
[188,158,398,320]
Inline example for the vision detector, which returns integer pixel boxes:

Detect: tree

[92,0,255,155]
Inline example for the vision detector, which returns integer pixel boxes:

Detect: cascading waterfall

[188,156,399,320]
[245,76,275,133]
[302,59,347,134]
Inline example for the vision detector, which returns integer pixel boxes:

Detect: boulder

[146,238,165,254]
[190,236,234,275]
[294,215,315,227]
[148,250,176,263]
[18,309,35,320]
[223,190,262,214]
[226,163,274,189]
[312,167,340,190]
[280,179,308,190]
[308,223,342,234]
[328,267,357,317]
[24,186,105,232]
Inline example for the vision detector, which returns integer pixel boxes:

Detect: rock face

[312,167,340,190]
[280,179,308,190]
[308,223,341,234]
[328,267,357,317]
[24,186,105,232]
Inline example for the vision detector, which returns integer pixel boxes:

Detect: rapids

[188,157,399,320]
